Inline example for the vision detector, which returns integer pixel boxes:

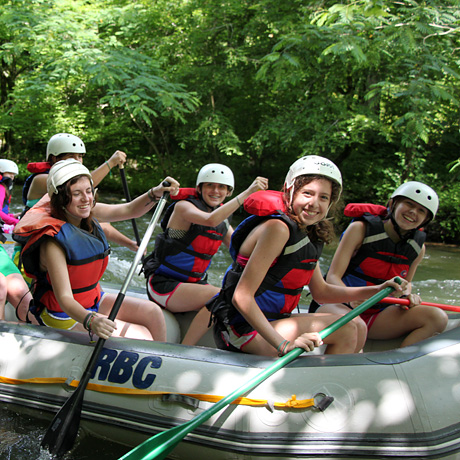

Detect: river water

[1,187,459,459]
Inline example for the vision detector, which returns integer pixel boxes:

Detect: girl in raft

[0,159,34,322]
[143,163,268,345]
[310,181,447,347]
[208,155,407,357]
[21,132,138,251]
[14,158,179,341]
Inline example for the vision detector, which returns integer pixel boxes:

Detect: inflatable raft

[2,286,460,460]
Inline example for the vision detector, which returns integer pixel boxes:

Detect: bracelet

[148,188,158,201]
[105,161,112,177]
[276,339,288,354]
[83,312,93,331]
[236,195,242,207]
[85,312,97,332]
[280,340,290,357]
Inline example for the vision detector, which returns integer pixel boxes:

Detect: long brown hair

[283,174,341,244]
[50,175,95,232]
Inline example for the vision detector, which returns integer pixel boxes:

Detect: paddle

[119,279,402,460]
[119,165,142,247]
[40,184,170,458]
[381,297,460,313]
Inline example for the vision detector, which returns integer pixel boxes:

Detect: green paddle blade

[119,280,400,460]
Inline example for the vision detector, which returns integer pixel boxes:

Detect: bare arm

[223,225,233,248]
[310,263,406,304]
[91,150,127,187]
[100,222,138,252]
[93,177,179,222]
[325,221,366,287]
[401,244,425,307]
[40,239,116,338]
[169,177,268,229]
[27,174,49,201]
[232,219,291,350]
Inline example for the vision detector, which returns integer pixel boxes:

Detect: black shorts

[146,273,208,308]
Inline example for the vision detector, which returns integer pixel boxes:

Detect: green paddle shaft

[119,279,402,460]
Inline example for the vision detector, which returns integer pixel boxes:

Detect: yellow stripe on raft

[0,376,314,409]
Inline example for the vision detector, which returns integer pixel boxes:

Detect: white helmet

[47,159,93,195]
[196,163,235,193]
[46,133,86,160]
[284,155,342,201]
[0,159,19,175]
[391,181,438,219]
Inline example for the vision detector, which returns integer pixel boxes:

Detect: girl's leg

[99,294,166,341]
[166,284,220,312]
[5,273,37,323]
[0,273,7,320]
[316,303,367,352]
[368,305,448,347]
[167,284,220,346]
[181,306,213,346]
[243,313,359,357]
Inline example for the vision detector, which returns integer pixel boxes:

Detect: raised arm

[91,150,127,187]
[92,177,179,222]
[170,176,268,229]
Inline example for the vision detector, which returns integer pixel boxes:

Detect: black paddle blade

[41,386,84,457]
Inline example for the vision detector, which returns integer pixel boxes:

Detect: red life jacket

[27,162,51,173]
[209,190,322,327]
[143,192,229,283]
[344,203,387,218]
[342,209,426,286]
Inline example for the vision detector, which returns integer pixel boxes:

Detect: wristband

[105,161,112,177]
[148,188,158,201]
[85,312,97,332]
[277,339,288,356]
[83,312,93,331]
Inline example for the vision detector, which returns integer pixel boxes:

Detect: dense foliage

[1,0,459,242]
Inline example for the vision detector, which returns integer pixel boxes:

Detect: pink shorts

[360,307,385,329]
[215,322,259,352]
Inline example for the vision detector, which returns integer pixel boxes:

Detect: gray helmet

[46,133,86,160]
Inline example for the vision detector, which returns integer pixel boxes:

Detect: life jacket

[208,190,323,326]
[1,194,10,215]
[14,197,110,313]
[0,174,11,213]
[143,191,229,283]
[342,210,426,287]
[21,162,51,207]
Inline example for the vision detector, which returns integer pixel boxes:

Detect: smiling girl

[209,156,406,357]
[143,163,268,345]
[312,181,448,348]
[14,159,179,341]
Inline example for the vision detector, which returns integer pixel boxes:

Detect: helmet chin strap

[388,206,418,241]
